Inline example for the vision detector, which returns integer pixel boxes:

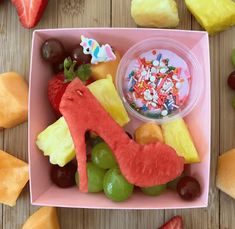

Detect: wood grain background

[0,0,235,228]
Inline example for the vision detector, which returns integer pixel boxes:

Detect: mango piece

[216,149,235,199]
[0,150,28,206]
[22,207,60,229]
[88,75,129,126]
[91,51,121,82]
[134,123,164,144]
[36,117,75,167]
[131,0,179,28]
[162,118,200,163]
[0,72,28,128]
[185,0,235,35]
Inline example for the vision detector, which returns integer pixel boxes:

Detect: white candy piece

[150,75,156,82]
[161,110,168,116]
[151,67,157,73]
[141,70,147,76]
[160,67,168,73]
[153,60,160,66]
[176,82,182,89]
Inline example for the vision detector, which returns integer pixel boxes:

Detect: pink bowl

[29,28,211,209]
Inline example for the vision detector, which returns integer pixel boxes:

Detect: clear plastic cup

[116,37,204,124]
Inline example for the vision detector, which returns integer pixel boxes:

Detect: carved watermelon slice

[60,78,184,193]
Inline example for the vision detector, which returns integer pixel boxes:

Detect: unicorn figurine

[80,35,116,64]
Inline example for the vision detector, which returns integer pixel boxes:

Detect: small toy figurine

[80,35,116,64]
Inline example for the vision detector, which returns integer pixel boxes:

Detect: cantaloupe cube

[91,51,121,82]
[0,72,28,128]
[216,149,235,199]
[0,150,29,206]
[22,207,60,229]
[162,118,200,163]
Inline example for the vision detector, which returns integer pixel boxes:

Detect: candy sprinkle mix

[125,49,191,119]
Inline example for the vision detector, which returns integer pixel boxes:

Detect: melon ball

[134,123,164,144]
[131,0,179,28]
[91,51,121,82]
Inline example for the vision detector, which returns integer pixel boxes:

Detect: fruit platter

[29,28,210,209]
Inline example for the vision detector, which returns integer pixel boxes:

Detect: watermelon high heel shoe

[60,78,184,193]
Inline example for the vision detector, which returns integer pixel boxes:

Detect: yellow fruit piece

[88,75,129,126]
[185,0,235,35]
[131,0,179,28]
[162,118,200,163]
[0,72,28,128]
[36,117,75,167]
[0,150,28,207]
[22,207,60,229]
[134,123,164,145]
[91,51,121,82]
[216,149,235,199]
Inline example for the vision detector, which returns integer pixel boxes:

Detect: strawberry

[11,0,49,29]
[48,73,69,116]
[48,58,92,116]
[158,216,183,229]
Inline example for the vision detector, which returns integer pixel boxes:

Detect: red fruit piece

[48,73,69,116]
[228,71,235,90]
[11,0,49,29]
[60,78,184,193]
[158,216,183,229]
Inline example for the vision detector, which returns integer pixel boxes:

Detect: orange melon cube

[22,207,60,229]
[0,150,29,206]
[0,72,28,128]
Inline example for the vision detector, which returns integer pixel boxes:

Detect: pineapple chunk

[36,117,75,167]
[162,118,200,163]
[88,75,129,126]
[131,0,179,28]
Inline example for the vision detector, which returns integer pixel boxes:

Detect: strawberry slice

[48,73,69,116]
[11,0,49,29]
[158,216,183,229]
[48,58,92,116]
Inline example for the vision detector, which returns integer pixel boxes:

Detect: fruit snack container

[29,28,210,209]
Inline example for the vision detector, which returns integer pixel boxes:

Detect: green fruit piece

[103,168,134,202]
[75,162,106,193]
[92,142,117,169]
[90,136,104,147]
[233,96,235,110]
[141,184,166,196]
[232,48,235,67]
[167,173,185,190]
[36,117,75,167]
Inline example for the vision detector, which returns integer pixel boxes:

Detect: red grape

[50,161,77,188]
[71,45,92,65]
[41,39,66,64]
[176,176,201,201]
[228,71,235,90]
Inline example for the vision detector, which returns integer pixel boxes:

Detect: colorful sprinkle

[124,49,190,119]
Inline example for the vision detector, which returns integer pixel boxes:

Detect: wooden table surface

[0,0,235,228]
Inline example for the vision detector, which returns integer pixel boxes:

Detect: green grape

[233,96,235,110]
[103,168,133,202]
[232,48,235,67]
[167,173,185,190]
[141,184,166,196]
[75,162,105,193]
[92,142,117,169]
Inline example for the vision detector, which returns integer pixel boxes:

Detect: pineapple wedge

[162,118,200,163]
[36,117,75,167]
[88,75,129,127]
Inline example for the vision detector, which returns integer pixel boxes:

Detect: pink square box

[29,28,211,209]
